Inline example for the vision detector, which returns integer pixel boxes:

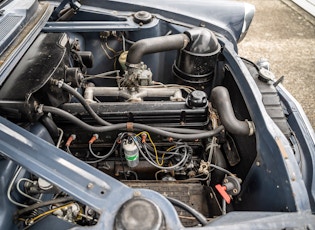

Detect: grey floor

[237,0,315,129]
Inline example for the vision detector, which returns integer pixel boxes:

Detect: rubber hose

[42,106,224,140]
[126,34,189,65]
[42,105,125,132]
[59,82,112,126]
[152,127,209,134]
[40,115,59,139]
[210,86,252,136]
[167,196,208,226]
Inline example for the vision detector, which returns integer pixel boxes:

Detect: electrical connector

[141,133,147,143]
[65,134,76,147]
[89,134,99,144]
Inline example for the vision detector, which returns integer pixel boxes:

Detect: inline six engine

[1,9,297,228]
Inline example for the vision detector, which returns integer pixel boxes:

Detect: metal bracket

[50,0,81,21]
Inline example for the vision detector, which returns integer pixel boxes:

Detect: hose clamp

[36,104,44,114]
[125,62,142,69]
[126,122,134,131]
[57,79,64,88]
[245,119,255,136]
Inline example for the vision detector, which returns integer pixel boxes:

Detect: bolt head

[87,183,94,189]
[133,190,141,197]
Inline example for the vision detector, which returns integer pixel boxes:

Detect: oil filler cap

[186,90,208,109]
[115,198,164,230]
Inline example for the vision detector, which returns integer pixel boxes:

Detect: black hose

[40,115,59,139]
[41,106,224,140]
[58,82,112,126]
[42,105,125,131]
[133,123,223,140]
[167,197,208,226]
[126,34,189,65]
[157,127,206,134]
[17,197,73,216]
[210,86,254,136]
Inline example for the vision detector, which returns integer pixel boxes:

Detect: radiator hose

[210,86,255,136]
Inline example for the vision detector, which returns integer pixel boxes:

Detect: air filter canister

[173,28,221,86]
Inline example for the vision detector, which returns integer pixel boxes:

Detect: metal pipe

[210,86,255,136]
[126,33,190,65]
[84,87,184,102]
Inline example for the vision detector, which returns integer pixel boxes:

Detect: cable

[56,128,64,148]
[65,134,76,155]
[16,178,42,203]
[56,81,112,126]
[7,167,28,208]
[182,173,210,182]
[145,144,190,168]
[209,164,235,177]
[122,34,126,52]
[222,199,226,215]
[119,144,128,180]
[126,170,138,180]
[71,50,87,74]
[140,140,182,158]
[135,141,189,170]
[206,137,218,164]
[82,70,121,82]
[155,170,166,180]
[27,202,74,224]
[166,196,208,226]
[240,57,261,72]
[209,187,223,214]
[121,34,135,44]
[100,41,117,60]
[17,196,73,216]
[41,105,224,140]
[136,131,161,165]
[88,141,117,160]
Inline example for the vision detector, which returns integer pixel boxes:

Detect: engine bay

[0,3,310,229]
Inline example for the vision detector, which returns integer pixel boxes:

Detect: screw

[133,190,141,197]
[87,183,94,189]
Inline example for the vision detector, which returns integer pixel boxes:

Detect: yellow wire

[136,131,162,166]
[136,132,177,166]
[166,145,176,152]
[161,145,177,166]
[29,203,74,223]
[105,42,118,54]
